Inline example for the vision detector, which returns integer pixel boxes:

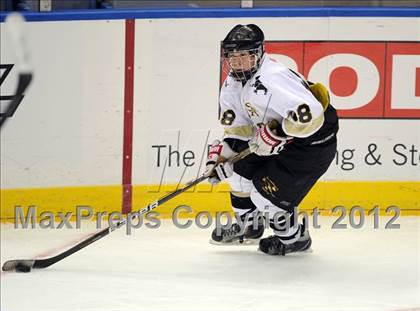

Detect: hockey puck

[15,263,31,273]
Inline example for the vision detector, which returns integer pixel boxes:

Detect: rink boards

[0,10,419,220]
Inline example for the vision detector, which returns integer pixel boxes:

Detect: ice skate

[210,222,265,245]
[258,228,312,255]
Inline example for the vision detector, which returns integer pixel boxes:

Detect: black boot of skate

[259,228,312,256]
[211,222,264,244]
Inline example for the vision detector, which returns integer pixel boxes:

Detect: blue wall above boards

[1,7,420,22]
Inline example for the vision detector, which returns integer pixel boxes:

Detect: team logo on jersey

[245,102,259,118]
[261,177,279,197]
[251,76,268,95]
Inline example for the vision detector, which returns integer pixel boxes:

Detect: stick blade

[2,259,35,271]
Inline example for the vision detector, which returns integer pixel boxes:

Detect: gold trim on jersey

[224,125,253,138]
[230,191,251,198]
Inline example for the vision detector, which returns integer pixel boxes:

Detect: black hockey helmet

[221,24,265,82]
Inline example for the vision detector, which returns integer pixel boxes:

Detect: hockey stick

[2,147,252,272]
[0,72,33,128]
[0,13,33,129]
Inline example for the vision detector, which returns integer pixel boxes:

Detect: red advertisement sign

[221,41,420,119]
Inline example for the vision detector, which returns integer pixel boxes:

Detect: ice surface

[1,217,419,311]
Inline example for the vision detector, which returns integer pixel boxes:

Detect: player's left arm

[281,80,332,139]
[249,99,324,157]
[281,99,325,138]
[280,71,330,138]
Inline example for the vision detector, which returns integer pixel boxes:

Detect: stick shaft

[2,148,251,271]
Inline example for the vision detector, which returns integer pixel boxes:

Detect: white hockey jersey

[219,55,325,141]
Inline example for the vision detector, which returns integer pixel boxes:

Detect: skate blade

[209,239,260,246]
[257,247,314,254]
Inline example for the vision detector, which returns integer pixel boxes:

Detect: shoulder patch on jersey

[309,82,330,111]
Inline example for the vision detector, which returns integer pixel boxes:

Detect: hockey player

[205,24,339,256]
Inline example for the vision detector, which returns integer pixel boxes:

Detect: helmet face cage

[221,45,264,83]
[221,24,265,82]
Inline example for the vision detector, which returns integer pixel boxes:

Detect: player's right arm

[205,78,252,184]
[218,79,253,153]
